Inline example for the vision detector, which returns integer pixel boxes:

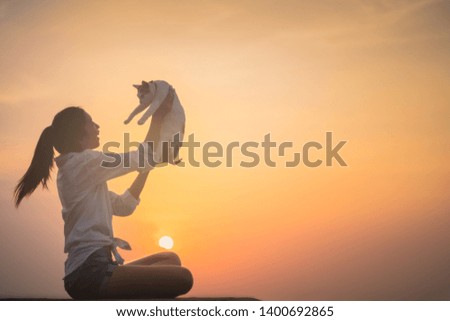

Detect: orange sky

[1,0,449,299]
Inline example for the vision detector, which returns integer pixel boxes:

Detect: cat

[124,80,186,164]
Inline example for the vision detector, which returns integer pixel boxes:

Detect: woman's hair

[14,106,87,207]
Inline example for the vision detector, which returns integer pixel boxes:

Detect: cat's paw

[137,119,146,125]
[173,158,183,165]
[124,119,130,125]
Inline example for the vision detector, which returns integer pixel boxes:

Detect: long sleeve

[109,190,140,216]
[82,143,155,185]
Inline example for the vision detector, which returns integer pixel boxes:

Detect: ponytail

[14,106,86,207]
[14,126,55,207]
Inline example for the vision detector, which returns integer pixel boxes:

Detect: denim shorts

[64,246,118,300]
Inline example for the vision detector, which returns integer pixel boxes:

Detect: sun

[158,236,174,250]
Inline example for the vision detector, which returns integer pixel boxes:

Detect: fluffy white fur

[124,80,185,164]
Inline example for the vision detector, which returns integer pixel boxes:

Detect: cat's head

[133,80,155,103]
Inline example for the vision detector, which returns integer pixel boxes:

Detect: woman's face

[79,112,100,150]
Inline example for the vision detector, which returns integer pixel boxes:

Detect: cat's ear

[141,81,150,90]
[132,84,140,89]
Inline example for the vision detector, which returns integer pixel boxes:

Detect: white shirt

[55,146,154,277]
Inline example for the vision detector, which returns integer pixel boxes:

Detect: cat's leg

[157,130,184,165]
[124,104,148,124]
[137,107,155,125]
[172,129,184,162]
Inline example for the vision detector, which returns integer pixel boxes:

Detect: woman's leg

[126,252,181,266]
[102,265,193,299]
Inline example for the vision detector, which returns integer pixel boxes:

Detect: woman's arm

[128,87,176,200]
[128,171,150,200]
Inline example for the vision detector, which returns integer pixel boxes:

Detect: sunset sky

[1,0,449,300]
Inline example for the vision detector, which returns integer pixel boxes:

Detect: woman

[14,88,193,299]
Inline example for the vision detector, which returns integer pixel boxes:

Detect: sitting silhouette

[14,88,193,299]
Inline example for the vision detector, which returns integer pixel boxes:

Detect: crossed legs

[126,252,182,266]
[102,252,193,299]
